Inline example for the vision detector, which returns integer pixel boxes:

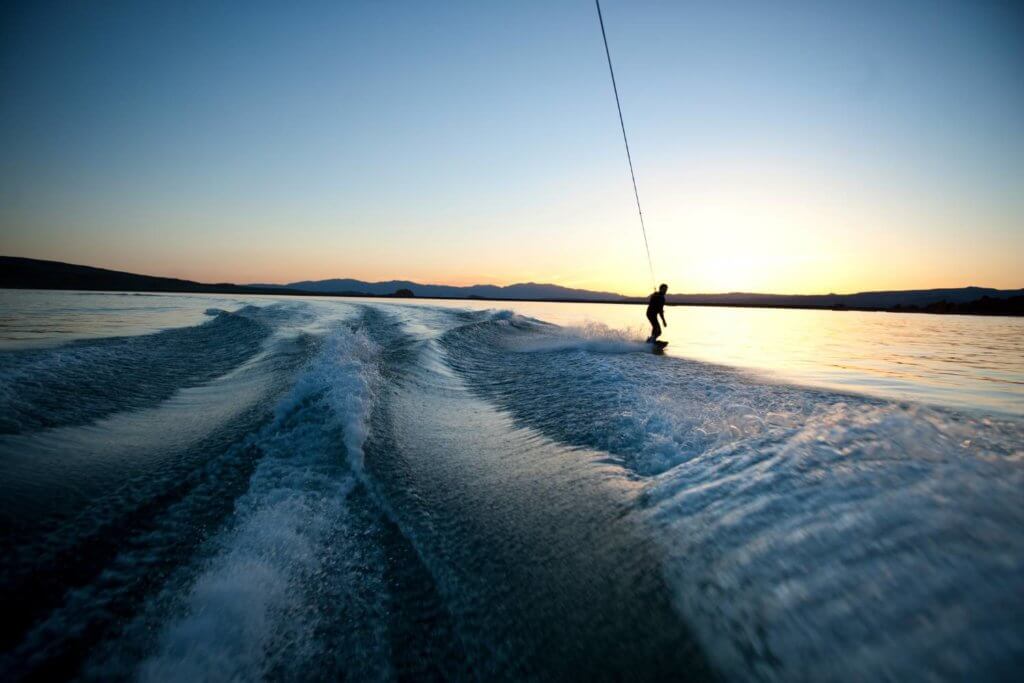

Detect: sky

[1,0,1021,296]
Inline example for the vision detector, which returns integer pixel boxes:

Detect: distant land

[249,277,622,301]
[2,256,1022,316]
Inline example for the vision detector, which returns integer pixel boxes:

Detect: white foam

[646,402,1024,680]
[138,325,383,681]
[512,321,650,354]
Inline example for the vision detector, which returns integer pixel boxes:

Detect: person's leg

[647,313,661,341]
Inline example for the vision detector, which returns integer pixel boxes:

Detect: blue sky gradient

[1,1,1021,294]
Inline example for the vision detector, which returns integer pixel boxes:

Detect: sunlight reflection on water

[2,289,1022,415]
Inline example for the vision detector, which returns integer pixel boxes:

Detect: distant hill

[251,278,625,301]
[0,256,278,295]
[255,276,1024,311]
[664,287,1024,310]
[0,257,622,301]
[3,256,1022,315]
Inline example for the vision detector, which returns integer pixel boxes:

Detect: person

[646,283,668,342]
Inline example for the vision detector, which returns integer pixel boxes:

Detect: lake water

[1,289,1021,680]
[3,290,1022,416]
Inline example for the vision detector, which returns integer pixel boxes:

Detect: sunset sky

[1,0,1021,296]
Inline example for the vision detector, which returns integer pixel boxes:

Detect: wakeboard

[651,340,669,353]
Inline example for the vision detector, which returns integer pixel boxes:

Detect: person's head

[658,283,668,294]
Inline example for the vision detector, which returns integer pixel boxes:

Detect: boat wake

[0,301,1021,680]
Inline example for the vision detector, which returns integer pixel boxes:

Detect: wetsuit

[646,291,665,341]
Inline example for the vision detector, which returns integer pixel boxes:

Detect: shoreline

[3,285,1021,317]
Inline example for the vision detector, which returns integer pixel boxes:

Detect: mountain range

[2,256,1022,315]
[255,277,1024,311]
[249,278,622,301]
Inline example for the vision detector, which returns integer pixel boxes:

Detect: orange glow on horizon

[3,157,1020,296]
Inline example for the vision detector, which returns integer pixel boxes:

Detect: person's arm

[660,310,667,326]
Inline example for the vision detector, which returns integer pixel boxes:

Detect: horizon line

[3,255,1022,300]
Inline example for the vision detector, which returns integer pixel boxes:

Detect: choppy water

[0,290,1022,681]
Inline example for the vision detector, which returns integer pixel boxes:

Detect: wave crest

[137,323,383,681]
